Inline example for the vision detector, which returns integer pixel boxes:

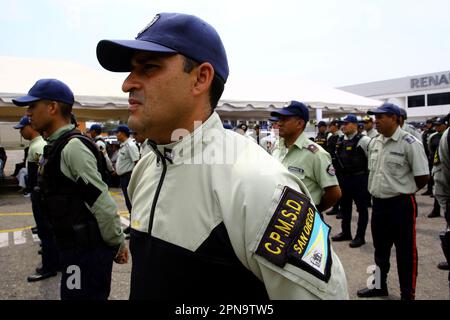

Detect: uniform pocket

[369,151,379,171]
[385,156,406,177]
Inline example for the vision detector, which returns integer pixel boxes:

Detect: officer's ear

[297,118,306,130]
[192,62,214,98]
[47,101,59,116]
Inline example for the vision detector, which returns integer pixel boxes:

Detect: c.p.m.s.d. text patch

[255,186,332,282]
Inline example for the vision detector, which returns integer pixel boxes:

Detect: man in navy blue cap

[357,102,429,300]
[325,119,344,217]
[114,123,139,235]
[96,13,349,300]
[13,78,128,300]
[427,117,449,218]
[421,118,436,196]
[13,115,59,282]
[315,120,328,151]
[432,113,450,276]
[272,101,341,213]
[331,114,371,248]
[87,123,115,182]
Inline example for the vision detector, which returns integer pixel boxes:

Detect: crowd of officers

[7,12,450,301]
[241,102,449,300]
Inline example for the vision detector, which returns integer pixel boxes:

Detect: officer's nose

[122,72,141,93]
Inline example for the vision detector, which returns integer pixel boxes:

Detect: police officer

[357,103,429,300]
[13,78,128,300]
[325,119,344,217]
[271,101,342,213]
[421,118,436,195]
[428,117,448,218]
[315,120,328,151]
[114,124,139,235]
[97,12,348,300]
[362,116,378,138]
[13,116,59,281]
[87,123,115,176]
[399,108,422,141]
[432,114,450,278]
[331,114,371,248]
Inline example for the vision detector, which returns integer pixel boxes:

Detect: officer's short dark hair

[183,57,224,111]
[42,99,72,119]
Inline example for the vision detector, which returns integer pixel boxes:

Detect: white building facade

[339,71,450,122]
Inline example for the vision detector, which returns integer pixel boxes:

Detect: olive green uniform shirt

[368,127,429,199]
[272,132,339,206]
[27,136,46,164]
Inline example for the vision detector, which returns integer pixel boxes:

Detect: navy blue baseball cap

[268,116,279,122]
[328,119,341,126]
[342,114,358,124]
[434,117,448,126]
[89,124,102,132]
[13,116,31,129]
[270,100,309,122]
[96,13,229,83]
[12,79,74,106]
[367,102,402,117]
[115,124,130,135]
[317,121,327,127]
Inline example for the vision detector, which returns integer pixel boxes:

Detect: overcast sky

[2,0,450,89]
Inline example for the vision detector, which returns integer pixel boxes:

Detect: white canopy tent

[0,56,381,123]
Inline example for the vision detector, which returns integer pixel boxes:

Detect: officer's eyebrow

[131,52,174,66]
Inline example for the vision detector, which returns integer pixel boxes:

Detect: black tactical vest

[327,134,339,161]
[429,132,443,162]
[38,129,105,249]
[335,133,368,175]
[315,132,328,151]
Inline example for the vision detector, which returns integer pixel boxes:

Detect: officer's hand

[114,242,129,264]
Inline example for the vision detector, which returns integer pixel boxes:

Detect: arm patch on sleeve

[255,186,332,282]
[76,178,102,208]
[404,135,416,144]
[307,144,319,153]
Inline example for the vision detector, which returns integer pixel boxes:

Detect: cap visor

[96,39,177,72]
[367,108,388,115]
[270,109,298,117]
[12,95,40,106]
[13,124,23,129]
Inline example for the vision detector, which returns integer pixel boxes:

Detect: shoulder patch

[326,164,336,176]
[307,144,319,153]
[404,135,416,144]
[255,186,332,282]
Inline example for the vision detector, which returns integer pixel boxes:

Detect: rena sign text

[410,73,450,89]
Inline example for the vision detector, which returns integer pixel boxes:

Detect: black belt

[340,171,368,177]
[373,194,413,203]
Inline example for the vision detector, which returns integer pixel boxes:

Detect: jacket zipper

[147,140,169,235]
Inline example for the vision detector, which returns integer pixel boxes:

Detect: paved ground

[0,149,449,300]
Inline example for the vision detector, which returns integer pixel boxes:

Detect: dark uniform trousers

[31,191,59,271]
[59,244,116,300]
[372,194,418,300]
[340,173,369,239]
[119,171,132,213]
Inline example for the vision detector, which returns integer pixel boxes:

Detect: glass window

[428,92,450,106]
[408,95,425,108]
